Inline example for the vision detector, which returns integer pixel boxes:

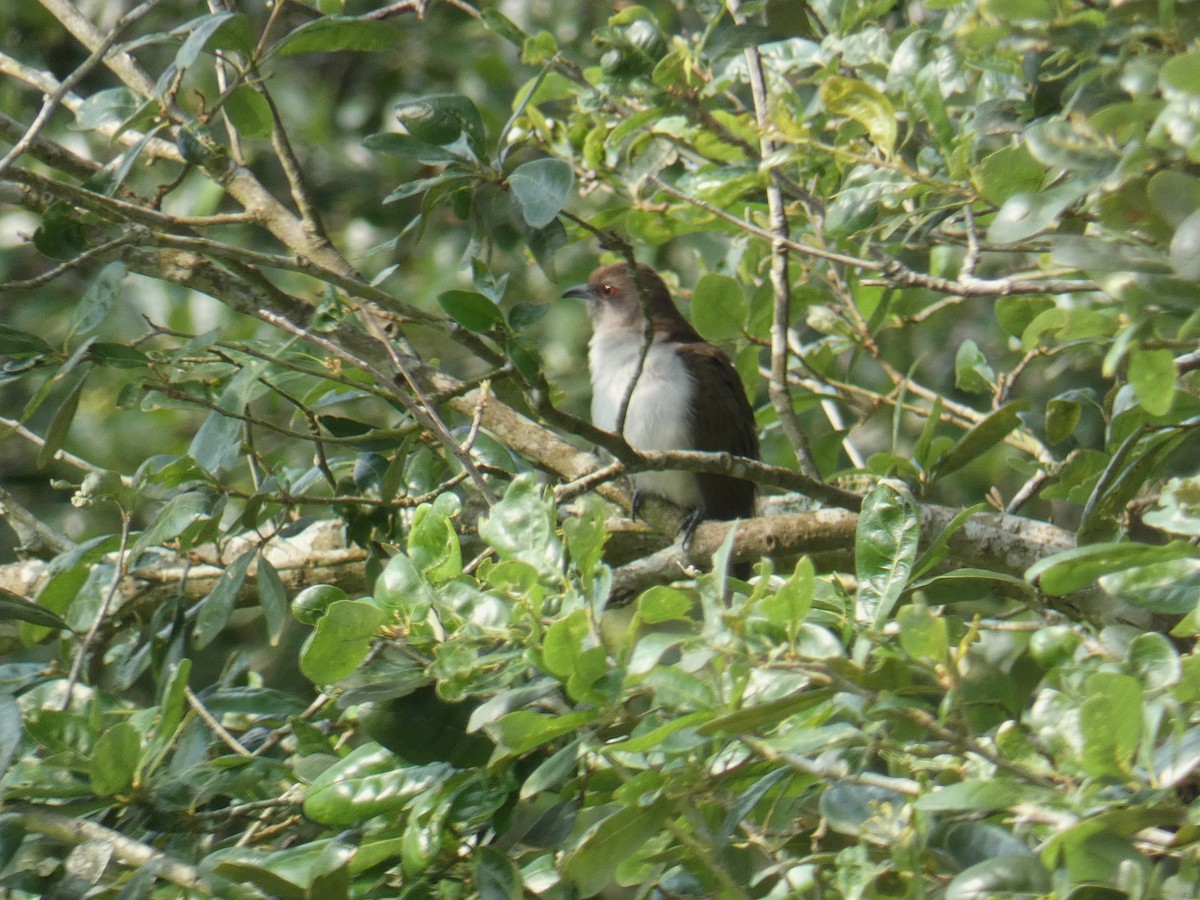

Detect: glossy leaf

[90,722,140,795]
[1028,540,1195,598]
[562,802,670,898]
[275,16,403,56]
[438,290,504,333]
[508,158,574,228]
[1128,348,1175,415]
[691,273,748,341]
[930,402,1026,481]
[299,599,387,684]
[820,76,897,154]
[303,743,452,824]
[394,93,485,148]
[224,85,273,139]
[855,482,919,628]
[193,548,255,649]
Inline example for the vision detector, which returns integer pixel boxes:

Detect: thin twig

[0,0,165,180]
[63,509,133,708]
[260,310,497,506]
[730,0,820,480]
[649,175,1099,297]
[0,414,114,476]
[0,485,77,556]
[0,230,140,291]
[13,804,217,895]
[186,687,254,758]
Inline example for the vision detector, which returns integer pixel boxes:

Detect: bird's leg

[678,505,707,549]
[630,488,646,522]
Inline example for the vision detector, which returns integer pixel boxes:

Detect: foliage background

[3,0,1200,897]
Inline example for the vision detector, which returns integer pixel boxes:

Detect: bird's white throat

[588,331,704,509]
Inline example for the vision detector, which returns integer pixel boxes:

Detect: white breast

[589,333,703,509]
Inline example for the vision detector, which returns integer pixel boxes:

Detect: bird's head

[562,262,680,335]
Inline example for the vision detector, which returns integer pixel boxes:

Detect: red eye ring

[599,283,616,297]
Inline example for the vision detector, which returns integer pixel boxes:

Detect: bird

[562,262,759,553]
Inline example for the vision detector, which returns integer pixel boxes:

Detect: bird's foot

[678,505,706,549]
[630,488,646,522]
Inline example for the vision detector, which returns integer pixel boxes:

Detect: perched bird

[562,262,759,537]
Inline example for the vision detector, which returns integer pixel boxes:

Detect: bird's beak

[561,284,592,300]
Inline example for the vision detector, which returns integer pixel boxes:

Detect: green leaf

[0,588,72,631]
[1028,540,1195,598]
[224,85,273,139]
[759,557,814,638]
[394,93,485,148]
[507,302,547,331]
[1128,632,1181,691]
[70,88,138,132]
[474,846,523,900]
[916,778,1058,811]
[90,722,141,795]
[636,585,692,625]
[690,273,748,341]
[480,8,527,46]
[954,339,994,394]
[373,552,433,614]
[189,408,243,474]
[1024,117,1118,176]
[437,290,504,333]
[542,609,589,679]
[274,16,403,56]
[131,490,217,559]
[987,179,1089,244]
[1081,672,1142,777]
[33,202,86,259]
[995,294,1054,338]
[477,475,560,571]
[820,783,908,840]
[930,401,1026,481]
[193,548,255,650]
[897,601,948,660]
[257,555,287,645]
[89,342,148,368]
[299,599,386,684]
[407,495,462,583]
[1128,348,1176,415]
[487,710,595,756]
[911,504,986,580]
[303,743,452,825]
[520,739,581,798]
[37,374,86,470]
[508,158,574,228]
[0,696,20,779]
[1045,393,1082,444]
[945,855,1052,900]
[292,583,348,625]
[1148,171,1200,228]
[819,76,897,154]
[0,325,52,357]
[973,145,1045,205]
[505,335,543,381]
[363,131,461,163]
[1160,50,1200,95]
[1099,556,1200,613]
[562,802,671,898]
[71,262,125,340]
[564,494,607,582]
[1144,476,1200,536]
[855,482,920,628]
[644,666,718,710]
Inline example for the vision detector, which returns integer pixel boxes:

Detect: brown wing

[677,342,759,520]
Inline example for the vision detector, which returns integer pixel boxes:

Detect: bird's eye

[599,283,616,297]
